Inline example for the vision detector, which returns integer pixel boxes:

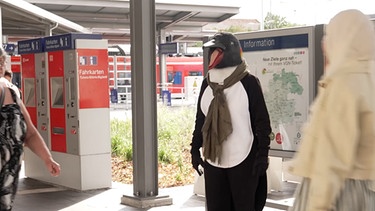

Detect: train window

[167,72,174,83]
[189,71,202,76]
[117,79,131,86]
[117,87,132,94]
[117,80,126,85]
[118,72,131,78]
[118,72,125,78]
[117,87,127,93]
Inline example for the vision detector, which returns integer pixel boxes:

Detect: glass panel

[24,78,35,107]
[189,71,202,76]
[51,77,64,108]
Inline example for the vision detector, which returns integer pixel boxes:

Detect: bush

[110,119,132,161]
[110,105,196,164]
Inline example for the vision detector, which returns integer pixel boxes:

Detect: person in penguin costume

[190,32,272,211]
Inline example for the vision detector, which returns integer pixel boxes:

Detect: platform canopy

[0,0,240,44]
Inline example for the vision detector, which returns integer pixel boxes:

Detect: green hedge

[111,105,196,163]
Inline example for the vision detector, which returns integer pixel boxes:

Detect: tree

[264,12,300,30]
[225,25,253,33]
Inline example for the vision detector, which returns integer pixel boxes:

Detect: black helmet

[203,32,242,68]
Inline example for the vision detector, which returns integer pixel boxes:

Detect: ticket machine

[18,38,44,127]
[23,33,111,190]
[18,38,50,148]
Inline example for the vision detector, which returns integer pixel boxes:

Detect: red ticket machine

[19,38,55,185]
[18,38,44,127]
[24,33,111,191]
[47,49,66,152]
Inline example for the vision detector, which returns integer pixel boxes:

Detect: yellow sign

[193,79,197,87]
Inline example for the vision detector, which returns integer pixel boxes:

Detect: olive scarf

[202,61,249,163]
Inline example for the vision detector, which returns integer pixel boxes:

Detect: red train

[11,54,204,103]
[157,56,203,97]
[108,55,204,101]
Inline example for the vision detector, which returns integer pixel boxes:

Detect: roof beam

[156,2,239,14]
[26,0,239,14]
[26,0,130,8]
[91,28,130,35]
[52,11,129,20]
[1,0,91,33]
[3,20,47,30]
[157,11,197,30]
[73,22,131,29]
[4,0,240,44]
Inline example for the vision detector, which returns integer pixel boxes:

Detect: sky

[200,0,375,25]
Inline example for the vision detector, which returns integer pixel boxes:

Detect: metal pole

[121,0,172,208]
[158,29,167,92]
[130,0,158,198]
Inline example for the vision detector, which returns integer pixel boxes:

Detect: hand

[253,156,269,176]
[191,150,204,176]
[44,159,61,177]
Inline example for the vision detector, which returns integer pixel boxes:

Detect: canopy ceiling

[0,0,240,44]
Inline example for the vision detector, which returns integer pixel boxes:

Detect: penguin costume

[190,32,272,211]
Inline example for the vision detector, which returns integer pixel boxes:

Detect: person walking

[0,47,61,210]
[288,9,375,211]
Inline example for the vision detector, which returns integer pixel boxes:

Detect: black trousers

[203,152,267,211]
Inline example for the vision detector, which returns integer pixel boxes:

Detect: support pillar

[121,0,172,208]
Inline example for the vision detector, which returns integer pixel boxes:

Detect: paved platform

[12,176,293,211]
[12,106,294,210]
[14,178,200,211]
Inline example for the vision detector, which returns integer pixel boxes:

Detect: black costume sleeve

[243,74,272,156]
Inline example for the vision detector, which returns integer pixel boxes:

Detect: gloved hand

[253,156,269,176]
[191,149,204,176]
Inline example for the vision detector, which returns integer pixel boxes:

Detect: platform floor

[12,106,295,210]
[12,176,295,211]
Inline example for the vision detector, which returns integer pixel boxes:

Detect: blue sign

[44,33,102,52]
[2,43,16,52]
[240,34,308,52]
[159,42,178,54]
[17,38,44,54]
[110,88,118,103]
[162,90,171,106]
